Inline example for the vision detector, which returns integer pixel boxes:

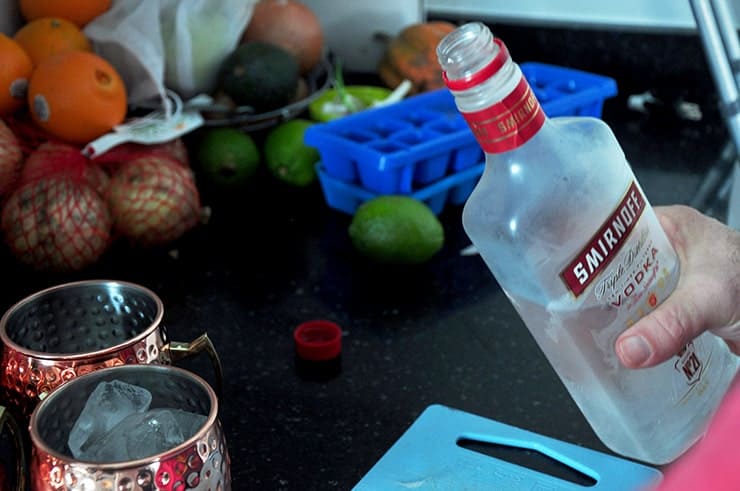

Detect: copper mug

[28,364,231,491]
[0,280,222,420]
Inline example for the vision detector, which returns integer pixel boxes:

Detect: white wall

[424,0,740,32]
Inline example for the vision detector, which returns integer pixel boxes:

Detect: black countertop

[0,25,734,490]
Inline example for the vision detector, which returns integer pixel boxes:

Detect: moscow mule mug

[0,279,223,420]
[28,364,231,490]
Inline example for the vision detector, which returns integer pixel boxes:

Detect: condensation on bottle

[437,21,739,465]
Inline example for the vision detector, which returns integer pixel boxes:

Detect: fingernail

[619,336,652,366]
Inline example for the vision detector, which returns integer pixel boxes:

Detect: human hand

[615,205,740,368]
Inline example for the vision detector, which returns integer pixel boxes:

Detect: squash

[377,21,457,95]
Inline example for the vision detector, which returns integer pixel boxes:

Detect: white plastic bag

[84,0,255,108]
[160,0,256,99]
[84,0,167,108]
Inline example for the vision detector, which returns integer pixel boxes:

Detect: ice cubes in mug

[78,408,207,462]
[67,380,206,462]
[68,380,152,458]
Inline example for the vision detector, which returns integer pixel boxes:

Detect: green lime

[263,119,320,187]
[348,195,444,264]
[196,127,260,189]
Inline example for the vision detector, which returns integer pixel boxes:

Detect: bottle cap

[294,320,342,361]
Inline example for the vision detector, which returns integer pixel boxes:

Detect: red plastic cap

[294,320,342,361]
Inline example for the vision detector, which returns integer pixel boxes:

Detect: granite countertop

[0,24,733,491]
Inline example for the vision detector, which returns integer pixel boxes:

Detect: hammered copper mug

[28,364,231,491]
[0,280,223,420]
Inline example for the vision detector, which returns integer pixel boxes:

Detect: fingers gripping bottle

[437,22,739,465]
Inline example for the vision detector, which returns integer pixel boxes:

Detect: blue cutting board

[353,404,662,491]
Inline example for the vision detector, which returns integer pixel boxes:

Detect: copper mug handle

[166,333,224,398]
[0,405,26,491]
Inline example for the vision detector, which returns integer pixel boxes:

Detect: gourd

[377,21,457,94]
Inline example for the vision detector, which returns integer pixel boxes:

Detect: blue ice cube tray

[317,161,485,215]
[353,404,662,491]
[306,62,617,214]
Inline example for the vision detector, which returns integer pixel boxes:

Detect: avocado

[218,41,299,113]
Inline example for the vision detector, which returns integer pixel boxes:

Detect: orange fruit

[19,0,112,28]
[13,17,92,67]
[0,33,33,116]
[27,50,127,145]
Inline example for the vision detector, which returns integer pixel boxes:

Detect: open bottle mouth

[437,22,500,88]
[442,38,509,91]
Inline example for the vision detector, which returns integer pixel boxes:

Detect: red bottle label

[460,77,546,153]
[561,181,647,297]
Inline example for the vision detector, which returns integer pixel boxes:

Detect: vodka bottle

[437,22,739,465]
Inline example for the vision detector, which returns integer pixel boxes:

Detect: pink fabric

[652,376,740,490]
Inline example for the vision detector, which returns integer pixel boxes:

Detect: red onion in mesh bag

[1,141,113,272]
[106,153,202,247]
[21,141,111,196]
[1,177,112,272]
[92,138,190,168]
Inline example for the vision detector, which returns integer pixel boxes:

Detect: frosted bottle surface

[438,22,739,465]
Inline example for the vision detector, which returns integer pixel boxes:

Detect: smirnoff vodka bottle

[437,22,739,465]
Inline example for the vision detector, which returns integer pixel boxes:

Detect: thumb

[616,205,740,368]
[615,280,725,369]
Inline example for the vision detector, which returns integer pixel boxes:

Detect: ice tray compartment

[307,62,617,214]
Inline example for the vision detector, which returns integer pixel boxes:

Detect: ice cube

[79,408,207,462]
[169,408,207,438]
[68,380,152,459]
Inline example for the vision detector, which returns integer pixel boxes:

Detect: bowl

[201,54,334,131]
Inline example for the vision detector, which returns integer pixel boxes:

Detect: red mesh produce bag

[2,178,112,272]
[21,141,111,196]
[2,112,51,158]
[92,138,190,168]
[106,153,202,247]
[1,142,112,272]
[0,118,23,196]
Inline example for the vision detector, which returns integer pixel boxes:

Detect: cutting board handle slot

[457,436,598,487]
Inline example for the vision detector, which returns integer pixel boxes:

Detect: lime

[348,195,444,264]
[263,118,320,187]
[195,127,260,189]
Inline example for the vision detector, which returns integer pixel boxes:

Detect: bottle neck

[437,22,546,154]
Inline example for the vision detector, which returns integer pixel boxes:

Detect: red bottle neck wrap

[459,77,546,154]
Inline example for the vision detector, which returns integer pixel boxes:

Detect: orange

[27,50,127,145]
[19,0,112,28]
[13,17,92,67]
[0,33,33,116]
